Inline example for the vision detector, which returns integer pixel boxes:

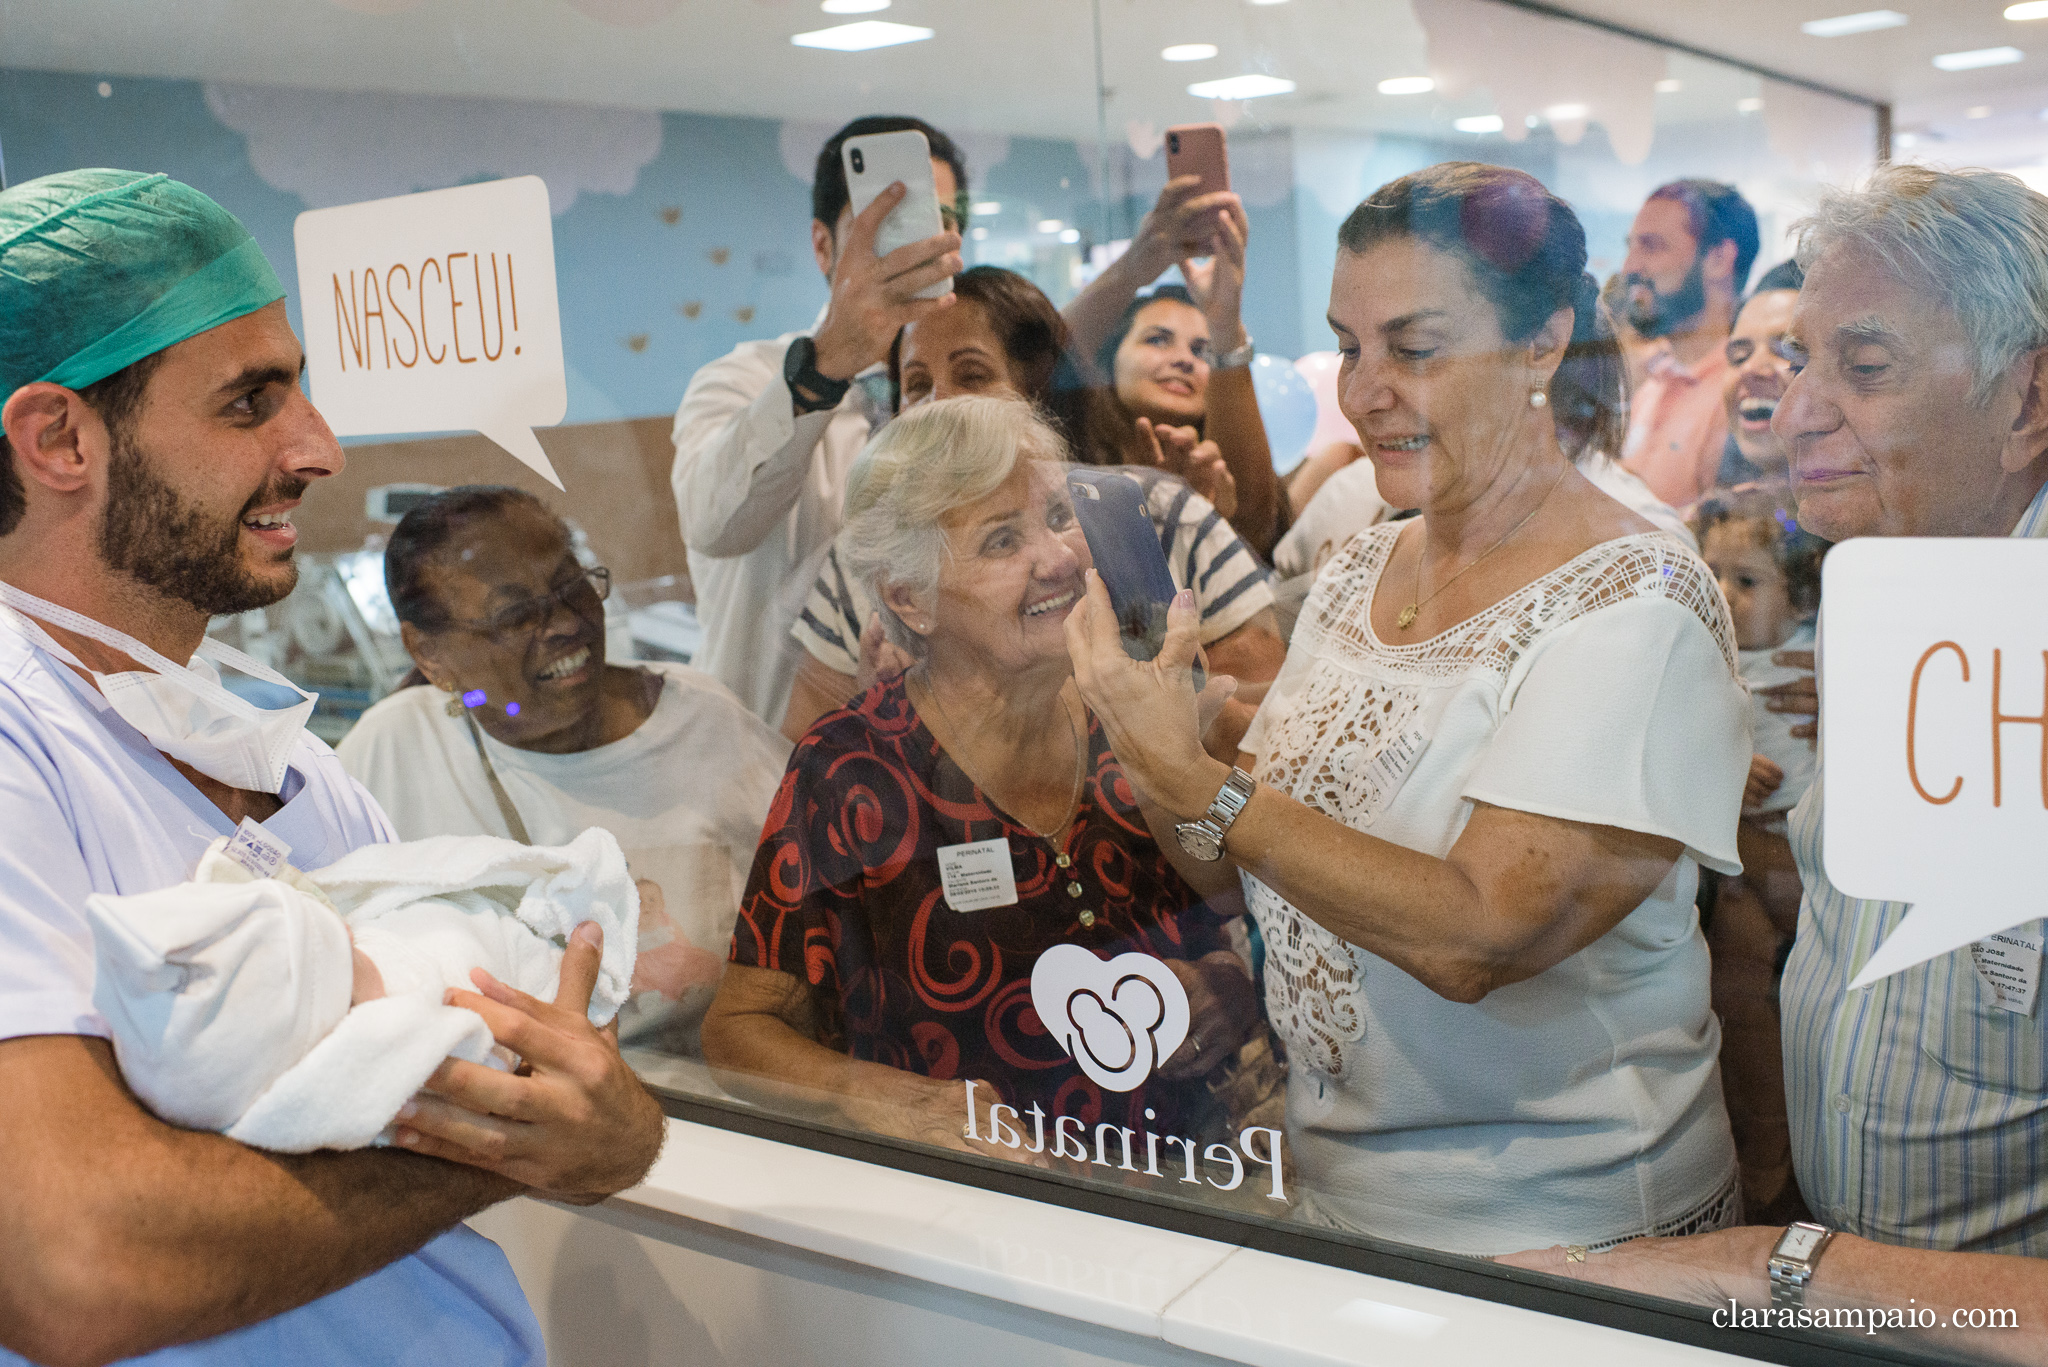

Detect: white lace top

[1239,522,1750,1255]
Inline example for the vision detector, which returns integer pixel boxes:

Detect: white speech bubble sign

[293,176,566,488]
[1823,537,2048,989]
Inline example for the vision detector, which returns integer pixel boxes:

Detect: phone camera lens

[1168,134,1180,153]
[851,149,865,173]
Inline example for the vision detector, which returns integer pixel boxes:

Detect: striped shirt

[791,467,1275,677]
[1782,480,2048,1253]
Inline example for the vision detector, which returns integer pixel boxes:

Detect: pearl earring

[1529,389,1548,409]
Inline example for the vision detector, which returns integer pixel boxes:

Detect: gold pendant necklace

[1398,462,1568,631]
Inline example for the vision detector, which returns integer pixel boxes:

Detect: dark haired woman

[335,485,788,1056]
[1065,175,1285,554]
[779,265,1286,747]
[1067,163,1751,1255]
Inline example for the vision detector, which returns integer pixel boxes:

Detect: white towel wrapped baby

[85,827,639,1153]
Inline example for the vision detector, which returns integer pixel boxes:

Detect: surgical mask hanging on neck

[0,582,315,794]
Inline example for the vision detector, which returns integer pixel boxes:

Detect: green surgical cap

[0,168,286,399]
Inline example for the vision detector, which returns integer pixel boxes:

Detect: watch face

[1176,823,1224,861]
[1777,1226,1826,1260]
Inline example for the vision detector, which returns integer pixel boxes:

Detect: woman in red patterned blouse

[704,396,1257,1160]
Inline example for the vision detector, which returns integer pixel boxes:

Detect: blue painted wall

[1,66,1326,431]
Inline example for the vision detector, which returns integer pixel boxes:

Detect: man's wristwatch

[1767,1221,1834,1311]
[1210,332,1255,371]
[784,335,851,415]
[1175,768,1256,861]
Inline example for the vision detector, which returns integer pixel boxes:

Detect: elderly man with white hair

[1502,165,2048,1355]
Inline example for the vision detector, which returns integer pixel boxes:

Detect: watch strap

[785,335,851,414]
[1766,1222,1834,1311]
[1182,768,1256,855]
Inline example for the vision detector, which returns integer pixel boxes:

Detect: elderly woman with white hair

[702,395,1257,1160]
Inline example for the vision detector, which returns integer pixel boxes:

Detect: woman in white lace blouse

[1067,163,1751,1257]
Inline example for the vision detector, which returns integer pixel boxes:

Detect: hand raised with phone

[1124,175,1242,291]
[811,182,962,382]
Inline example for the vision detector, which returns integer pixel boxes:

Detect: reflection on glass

[20,0,2048,1359]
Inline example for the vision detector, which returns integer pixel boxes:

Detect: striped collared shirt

[1782,480,2048,1253]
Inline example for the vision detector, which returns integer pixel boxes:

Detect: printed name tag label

[1970,926,2043,1017]
[937,837,1018,913]
[224,817,293,880]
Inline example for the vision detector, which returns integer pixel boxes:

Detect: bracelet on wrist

[1210,332,1255,371]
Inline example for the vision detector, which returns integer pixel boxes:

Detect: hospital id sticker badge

[937,838,1019,913]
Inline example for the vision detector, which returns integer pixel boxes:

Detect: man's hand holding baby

[390,921,666,1204]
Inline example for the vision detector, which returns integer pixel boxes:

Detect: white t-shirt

[1239,523,1750,1255]
[1741,619,1818,817]
[1273,458,1387,581]
[0,618,540,1366]
[338,663,788,1056]
[792,467,1275,679]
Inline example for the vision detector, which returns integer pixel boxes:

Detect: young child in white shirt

[1691,485,1829,1226]
[86,828,638,1153]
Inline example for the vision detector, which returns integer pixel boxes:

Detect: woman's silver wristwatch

[1175,768,1256,861]
[1767,1221,1835,1310]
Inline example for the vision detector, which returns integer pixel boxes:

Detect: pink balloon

[1293,350,1358,454]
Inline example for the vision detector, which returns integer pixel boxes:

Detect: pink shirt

[1620,344,1730,509]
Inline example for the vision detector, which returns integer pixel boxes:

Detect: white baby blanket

[87,827,639,1153]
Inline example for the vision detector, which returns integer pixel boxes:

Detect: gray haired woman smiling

[1067,164,1752,1255]
[704,395,1258,1160]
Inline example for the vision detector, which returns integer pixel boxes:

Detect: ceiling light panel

[1800,10,1908,37]
[790,20,933,50]
[820,0,889,12]
[1186,73,1296,99]
[1453,115,1503,132]
[2008,2,2048,19]
[1377,76,1435,94]
[1933,46,2024,69]
[1162,43,1219,61]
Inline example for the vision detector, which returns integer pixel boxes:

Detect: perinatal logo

[967,945,1285,1201]
[1029,944,1189,1092]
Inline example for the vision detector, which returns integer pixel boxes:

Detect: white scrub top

[0,622,542,1366]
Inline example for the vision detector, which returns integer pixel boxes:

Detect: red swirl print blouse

[732,677,1232,1139]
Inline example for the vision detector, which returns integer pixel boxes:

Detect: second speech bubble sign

[294,176,567,488]
[1825,536,2048,994]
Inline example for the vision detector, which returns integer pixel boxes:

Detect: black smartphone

[1067,469,1203,686]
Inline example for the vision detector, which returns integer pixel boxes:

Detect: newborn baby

[86,827,639,1153]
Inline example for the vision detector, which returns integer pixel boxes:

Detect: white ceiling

[3,0,2035,168]
[0,0,1821,140]
[1552,0,2048,165]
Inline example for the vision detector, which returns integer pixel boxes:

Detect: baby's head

[1691,488,1829,651]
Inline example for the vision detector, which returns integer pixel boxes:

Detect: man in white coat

[670,114,965,722]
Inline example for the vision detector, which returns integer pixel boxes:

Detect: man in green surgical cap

[0,169,663,1367]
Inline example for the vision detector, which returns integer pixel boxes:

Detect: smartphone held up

[1164,123,1230,198]
[1068,469,1204,688]
[841,128,953,301]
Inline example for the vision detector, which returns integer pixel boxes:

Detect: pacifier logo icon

[1030,945,1189,1092]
